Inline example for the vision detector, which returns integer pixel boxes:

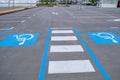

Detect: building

[99,0,118,8]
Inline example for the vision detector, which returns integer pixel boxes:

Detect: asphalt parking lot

[0,5,120,80]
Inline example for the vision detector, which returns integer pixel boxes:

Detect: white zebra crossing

[48,29,95,74]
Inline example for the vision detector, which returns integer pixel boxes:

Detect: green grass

[36,3,56,7]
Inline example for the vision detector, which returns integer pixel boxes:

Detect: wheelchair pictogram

[0,33,39,46]
[92,32,118,43]
[14,34,34,45]
[87,32,120,44]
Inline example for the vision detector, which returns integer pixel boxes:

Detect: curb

[0,7,36,15]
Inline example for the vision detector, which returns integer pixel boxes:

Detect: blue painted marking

[38,28,51,80]
[0,30,9,37]
[87,32,120,44]
[0,33,39,46]
[110,27,120,33]
[0,27,14,37]
[73,28,111,80]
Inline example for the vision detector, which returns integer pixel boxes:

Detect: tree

[89,0,98,5]
[36,0,56,6]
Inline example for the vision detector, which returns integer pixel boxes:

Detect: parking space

[0,8,44,28]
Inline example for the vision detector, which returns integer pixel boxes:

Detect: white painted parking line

[51,27,73,29]
[48,60,95,74]
[21,20,26,23]
[107,19,120,22]
[52,12,59,15]
[51,36,78,41]
[50,45,84,52]
[113,19,120,21]
[0,21,21,23]
[0,27,14,30]
[52,30,73,33]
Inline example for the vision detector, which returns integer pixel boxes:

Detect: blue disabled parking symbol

[0,33,39,46]
[87,32,120,44]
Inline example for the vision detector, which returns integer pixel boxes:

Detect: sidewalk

[0,7,36,15]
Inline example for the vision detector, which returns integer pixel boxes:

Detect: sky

[0,0,38,3]
[0,0,38,7]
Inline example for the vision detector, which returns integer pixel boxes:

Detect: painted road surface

[87,32,120,44]
[0,33,39,46]
[0,6,120,80]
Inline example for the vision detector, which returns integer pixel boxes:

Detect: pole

[13,0,15,8]
[8,0,10,8]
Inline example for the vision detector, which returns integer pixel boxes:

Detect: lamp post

[8,0,10,8]
[13,0,15,8]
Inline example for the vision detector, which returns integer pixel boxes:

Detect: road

[0,5,120,80]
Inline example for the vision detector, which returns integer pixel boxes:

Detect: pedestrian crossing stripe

[48,60,95,74]
[50,45,84,52]
[52,30,73,33]
[51,36,78,41]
